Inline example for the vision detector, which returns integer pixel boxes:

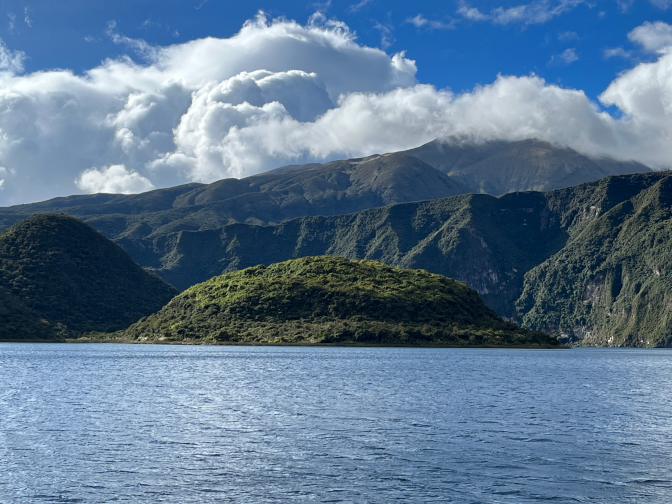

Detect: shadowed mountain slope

[405,138,650,195]
[0,214,178,337]
[0,285,61,341]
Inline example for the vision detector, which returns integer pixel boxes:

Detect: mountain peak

[405,137,651,195]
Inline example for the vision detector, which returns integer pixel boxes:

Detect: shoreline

[0,338,570,349]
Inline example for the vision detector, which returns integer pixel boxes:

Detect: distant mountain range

[406,138,649,195]
[0,137,665,346]
[0,138,649,233]
[111,171,669,347]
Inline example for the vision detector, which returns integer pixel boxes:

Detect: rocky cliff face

[517,175,672,346]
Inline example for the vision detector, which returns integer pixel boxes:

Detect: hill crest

[111,256,558,347]
[405,138,651,195]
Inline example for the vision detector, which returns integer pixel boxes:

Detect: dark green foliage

[149,191,570,311]
[130,171,672,347]
[0,147,664,346]
[111,256,558,346]
[0,285,63,341]
[0,214,178,338]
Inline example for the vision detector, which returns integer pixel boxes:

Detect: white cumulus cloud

[75,164,155,194]
[0,11,417,204]
[629,21,672,53]
[154,71,672,180]
[1,15,672,205]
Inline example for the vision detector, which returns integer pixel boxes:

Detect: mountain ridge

[126,170,672,346]
[0,139,663,346]
[406,138,650,195]
[0,138,650,244]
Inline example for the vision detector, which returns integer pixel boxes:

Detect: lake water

[1,344,672,503]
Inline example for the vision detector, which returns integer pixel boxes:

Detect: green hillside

[0,161,667,346]
[0,214,178,337]
[109,256,557,347]
[517,176,672,346]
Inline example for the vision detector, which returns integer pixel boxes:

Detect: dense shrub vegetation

[108,256,558,347]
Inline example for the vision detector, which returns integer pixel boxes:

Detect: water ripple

[1,345,672,502]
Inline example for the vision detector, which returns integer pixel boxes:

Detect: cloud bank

[0,13,671,204]
[629,21,672,53]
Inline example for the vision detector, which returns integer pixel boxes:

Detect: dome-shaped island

[105,256,560,347]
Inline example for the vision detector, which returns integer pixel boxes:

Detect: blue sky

[3,0,667,100]
[0,0,670,204]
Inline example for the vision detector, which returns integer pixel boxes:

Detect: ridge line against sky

[0,0,669,205]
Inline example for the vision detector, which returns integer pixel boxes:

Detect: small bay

[1,344,671,503]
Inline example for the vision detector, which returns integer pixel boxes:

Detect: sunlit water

[1,344,672,503]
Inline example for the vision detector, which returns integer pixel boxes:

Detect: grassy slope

[109,256,558,347]
[146,172,672,346]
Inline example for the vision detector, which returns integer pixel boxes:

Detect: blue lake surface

[1,344,672,503]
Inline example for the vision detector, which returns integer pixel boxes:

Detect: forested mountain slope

[517,175,672,345]
[0,214,178,338]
